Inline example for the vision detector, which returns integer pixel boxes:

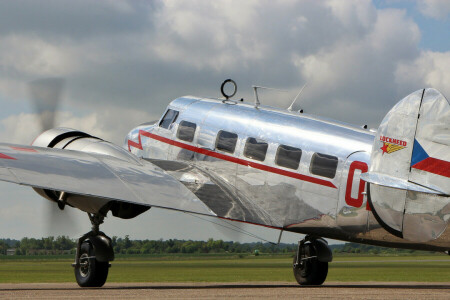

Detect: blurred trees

[0,236,295,255]
[0,238,431,256]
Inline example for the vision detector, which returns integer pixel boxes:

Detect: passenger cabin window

[177,120,197,142]
[159,109,179,129]
[244,138,268,161]
[310,153,338,178]
[275,145,302,170]
[216,131,238,154]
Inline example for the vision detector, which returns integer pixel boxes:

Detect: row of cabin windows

[159,110,338,179]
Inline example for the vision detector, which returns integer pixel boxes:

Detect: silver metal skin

[0,88,448,253]
[126,90,449,252]
[0,142,214,217]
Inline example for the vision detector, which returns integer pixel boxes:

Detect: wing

[0,143,280,229]
[146,158,280,227]
[0,143,215,218]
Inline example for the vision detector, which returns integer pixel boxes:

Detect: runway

[0,282,449,299]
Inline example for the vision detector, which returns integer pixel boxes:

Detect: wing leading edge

[0,143,215,218]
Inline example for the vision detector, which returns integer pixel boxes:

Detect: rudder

[362,88,450,242]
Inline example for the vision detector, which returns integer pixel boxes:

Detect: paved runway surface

[0,282,449,299]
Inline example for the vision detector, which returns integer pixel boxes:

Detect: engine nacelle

[32,127,139,164]
[31,128,148,219]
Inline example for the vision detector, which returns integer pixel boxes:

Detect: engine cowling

[31,127,148,219]
[32,127,139,164]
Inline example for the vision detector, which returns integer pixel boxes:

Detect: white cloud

[0,107,155,146]
[326,0,376,29]
[417,0,450,20]
[0,0,441,125]
[0,35,79,78]
[292,7,421,124]
[151,0,269,71]
[395,50,450,97]
[0,113,42,144]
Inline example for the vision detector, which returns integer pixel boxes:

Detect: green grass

[0,254,448,283]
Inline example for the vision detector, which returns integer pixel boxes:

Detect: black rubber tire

[292,244,328,285]
[74,241,109,287]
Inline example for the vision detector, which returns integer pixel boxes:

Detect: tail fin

[362,88,449,242]
[409,89,450,193]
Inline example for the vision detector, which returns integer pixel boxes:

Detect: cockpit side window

[159,109,179,129]
[177,120,197,142]
[244,137,268,161]
[310,153,338,178]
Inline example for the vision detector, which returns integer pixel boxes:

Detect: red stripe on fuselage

[412,157,450,178]
[130,130,337,189]
[127,139,143,151]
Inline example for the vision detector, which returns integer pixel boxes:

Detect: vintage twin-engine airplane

[0,80,448,287]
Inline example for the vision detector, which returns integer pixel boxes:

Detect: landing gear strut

[292,235,332,285]
[72,213,114,287]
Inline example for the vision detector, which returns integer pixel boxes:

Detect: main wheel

[74,241,109,287]
[293,243,328,285]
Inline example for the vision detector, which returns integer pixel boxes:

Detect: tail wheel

[75,241,109,287]
[293,243,328,285]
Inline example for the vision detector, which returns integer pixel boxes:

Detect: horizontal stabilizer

[361,172,445,195]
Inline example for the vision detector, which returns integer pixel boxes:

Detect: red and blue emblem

[411,139,450,178]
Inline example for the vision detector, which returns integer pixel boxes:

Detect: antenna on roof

[287,83,307,112]
[252,85,287,108]
[220,79,237,100]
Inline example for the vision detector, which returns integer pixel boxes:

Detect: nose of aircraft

[124,122,158,153]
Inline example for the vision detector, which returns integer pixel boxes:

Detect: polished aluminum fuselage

[128,96,449,251]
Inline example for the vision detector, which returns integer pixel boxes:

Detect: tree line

[329,242,435,255]
[0,236,75,255]
[0,236,297,255]
[0,237,435,256]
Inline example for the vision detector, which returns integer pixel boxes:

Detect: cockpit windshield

[159,109,179,129]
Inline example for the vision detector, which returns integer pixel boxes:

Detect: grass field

[0,254,448,283]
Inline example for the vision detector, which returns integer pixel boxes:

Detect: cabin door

[336,151,370,234]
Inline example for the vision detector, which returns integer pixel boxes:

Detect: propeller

[28,78,64,132]
[27,78,81,237]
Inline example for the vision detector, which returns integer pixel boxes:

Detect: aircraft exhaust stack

[362,88,450,243]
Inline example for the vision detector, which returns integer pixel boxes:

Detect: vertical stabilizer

[363,88,450,242]
[409,88,450,194]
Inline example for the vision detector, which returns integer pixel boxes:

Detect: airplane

[0,79,448,287]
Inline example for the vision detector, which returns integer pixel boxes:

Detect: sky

[0,0,449,243]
